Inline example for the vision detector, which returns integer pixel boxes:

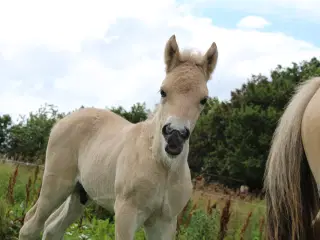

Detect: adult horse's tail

[264,77,320,240]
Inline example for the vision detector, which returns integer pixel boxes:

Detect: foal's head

[157,35,218,158]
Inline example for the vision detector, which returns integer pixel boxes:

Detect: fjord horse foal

[19,35,219,240]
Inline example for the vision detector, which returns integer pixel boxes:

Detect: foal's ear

[202,42,218,80]
[164,34,180,73]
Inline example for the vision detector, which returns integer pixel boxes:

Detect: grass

[0,161,266,239]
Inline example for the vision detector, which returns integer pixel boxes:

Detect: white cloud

[0,0,185,53]
[237,16,271,29]
[200,0,320,22]
[0,0,319,119]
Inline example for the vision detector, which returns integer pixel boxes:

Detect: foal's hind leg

[19,172,77,240]
[42,183,88,240]
[23,200,38,223]
[19,149,79,240]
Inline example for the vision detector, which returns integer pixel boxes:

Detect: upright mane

[179,49,204,65]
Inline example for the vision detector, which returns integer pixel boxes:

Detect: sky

[0,0,319,121]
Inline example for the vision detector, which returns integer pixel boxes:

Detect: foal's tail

[264,77,320,240]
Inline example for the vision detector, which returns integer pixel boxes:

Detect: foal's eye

[160,89,167,98]
[200,97,208,105]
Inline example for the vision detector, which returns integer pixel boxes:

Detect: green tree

[0,57,319,190]
[6,104,64,163]
[0,114,12,154]
[189,57,320,189]
[109,102,149,123]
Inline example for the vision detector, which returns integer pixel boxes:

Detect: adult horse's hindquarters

[265,76,320,240]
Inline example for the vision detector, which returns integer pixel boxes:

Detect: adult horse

[18,35,219,240]
[264,76,320,240]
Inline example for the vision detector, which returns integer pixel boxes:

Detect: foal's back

[50,107,131,146]
[45,108,132,171]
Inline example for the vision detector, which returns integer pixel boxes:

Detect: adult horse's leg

[42,187,86,240]
[143,216,177,240]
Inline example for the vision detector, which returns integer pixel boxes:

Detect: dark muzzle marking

[75,181,88,205]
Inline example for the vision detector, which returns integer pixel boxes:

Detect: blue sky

[188,0,320,46]
[200,8,319,46]
[199,8,319,46]
[0,0,319,120]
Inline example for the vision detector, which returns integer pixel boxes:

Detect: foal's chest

[160,181,193,218]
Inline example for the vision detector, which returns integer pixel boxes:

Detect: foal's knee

[42,227,64,240]
[24,202,38,223]
[19,216,44,240]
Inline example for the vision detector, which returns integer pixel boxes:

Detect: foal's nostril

[180,127,190,140]
[162,123,173,136]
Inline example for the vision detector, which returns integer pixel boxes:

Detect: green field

[0,162,266,240]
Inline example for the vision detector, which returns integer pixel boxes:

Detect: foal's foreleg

[143,216,177,240]
[114,198,146,240]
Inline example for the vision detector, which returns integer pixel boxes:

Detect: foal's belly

[80,162,117,212]
[78,148,120,213]
[77,131,127,213]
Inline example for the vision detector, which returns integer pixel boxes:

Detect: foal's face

[159,64,208,156]
[159,35,218,157]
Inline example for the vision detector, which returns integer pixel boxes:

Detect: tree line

[1,57,319,190]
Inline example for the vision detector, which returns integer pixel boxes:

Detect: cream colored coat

[18,35,219,240]
[264,77,320,240]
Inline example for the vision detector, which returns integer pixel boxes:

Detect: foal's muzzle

[162,123,190,156]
